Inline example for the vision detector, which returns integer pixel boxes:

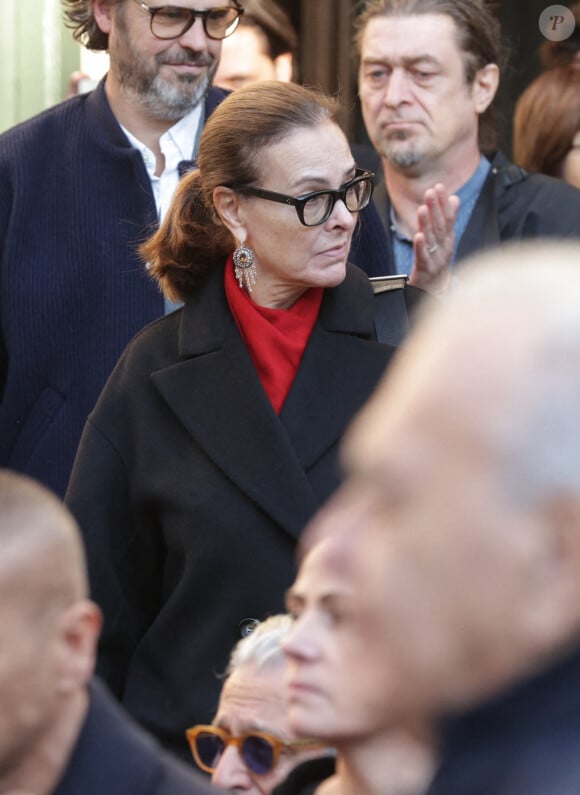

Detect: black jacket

[273,757,336,795]
[352,148,580,276]
[65,263,395,761]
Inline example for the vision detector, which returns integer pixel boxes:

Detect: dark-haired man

[353,0,580,277]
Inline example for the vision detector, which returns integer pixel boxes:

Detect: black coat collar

[151,265,388,539]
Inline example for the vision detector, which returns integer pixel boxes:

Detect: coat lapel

[151,270,319,540]
[151,266,392,539]
[280,266,394,470]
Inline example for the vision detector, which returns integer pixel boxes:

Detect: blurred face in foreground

[0,561,65,782]
[284,534,398,742]
[292,319,580,724]
[0,498,101,793]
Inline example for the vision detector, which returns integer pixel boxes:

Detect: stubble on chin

[380,134,423,169]
[147,68,214,120]
[120,59,218,122]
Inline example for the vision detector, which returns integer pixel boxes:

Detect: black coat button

[239,618,260,638]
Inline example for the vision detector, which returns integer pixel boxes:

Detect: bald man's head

[0,472,101,792]
[0,470,88,626]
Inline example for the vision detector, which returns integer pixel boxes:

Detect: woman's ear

[213,186,248,242]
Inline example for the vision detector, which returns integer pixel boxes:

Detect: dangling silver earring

[233,242,257,292]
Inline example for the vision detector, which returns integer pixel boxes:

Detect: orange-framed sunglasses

[186,724,324,775]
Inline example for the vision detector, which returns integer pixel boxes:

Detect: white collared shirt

[121,107,202,313]
[121,104,203,221]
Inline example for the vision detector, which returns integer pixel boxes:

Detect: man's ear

[523,495,580,648]
[56,600,103,693]
[213,186,248,242]
[274,53,294,83]
[92,0,115,34]
[472,63,500,114]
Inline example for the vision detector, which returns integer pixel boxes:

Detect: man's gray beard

[383,142,423,169]
[133,68,216,121]
[121,65,218,122]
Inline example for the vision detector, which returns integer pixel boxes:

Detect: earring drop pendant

[233,244,257,292]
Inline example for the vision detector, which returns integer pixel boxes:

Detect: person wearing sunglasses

[0,0,243,500]
[187,615,334,792]
[65,80,422,763]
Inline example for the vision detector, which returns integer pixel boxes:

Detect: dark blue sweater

[0,81,227,496]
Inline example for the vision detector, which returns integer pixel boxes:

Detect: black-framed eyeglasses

[134,0,244,40]
[233,168,375,227]
[186,725,324,775]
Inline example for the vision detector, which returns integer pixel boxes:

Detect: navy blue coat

[0,81,227,497]
[56,679,213,794]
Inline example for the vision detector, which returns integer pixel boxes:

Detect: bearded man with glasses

[0,0,241,500]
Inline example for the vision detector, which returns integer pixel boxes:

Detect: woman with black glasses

[65,81,428,764]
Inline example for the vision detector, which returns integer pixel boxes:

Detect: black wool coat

[66,263,395,762]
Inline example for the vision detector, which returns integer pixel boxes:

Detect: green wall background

[0,0,79,133]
